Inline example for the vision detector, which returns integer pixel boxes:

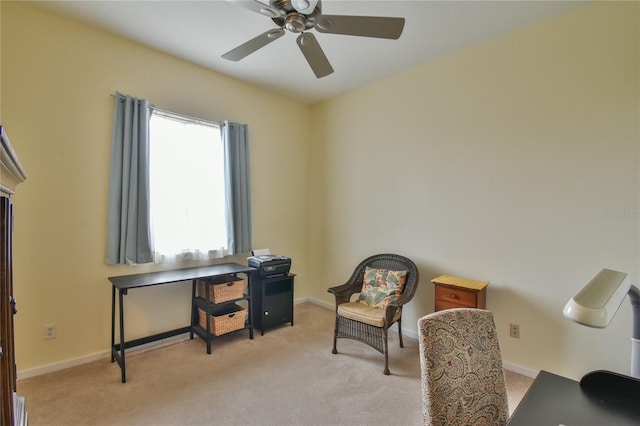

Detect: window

[107,92,251,266]
[149,111,227,263]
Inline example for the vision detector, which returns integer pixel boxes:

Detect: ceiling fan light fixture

[293,0,309,10]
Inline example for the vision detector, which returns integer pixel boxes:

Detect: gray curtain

[222,120,252,255]
[106,92,153,264]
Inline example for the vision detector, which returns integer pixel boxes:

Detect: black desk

[508,370,640,425]
[108,263,255,383]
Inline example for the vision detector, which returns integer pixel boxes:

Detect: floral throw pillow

[358,266,408,309]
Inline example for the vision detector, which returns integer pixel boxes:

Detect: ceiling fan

[222,0,405,78]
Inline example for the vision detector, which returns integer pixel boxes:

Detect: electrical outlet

[510,323,520,339]
[44,324,56,340]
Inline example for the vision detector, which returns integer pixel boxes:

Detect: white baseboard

[18,297,539,380]
[17,332,191,380]
[18,351,109,380]
[18,300,323,380]
[502,361,539,378]
[18,300,322,379]
[297,296,332,309]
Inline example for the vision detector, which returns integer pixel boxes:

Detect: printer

[248,254,291,278]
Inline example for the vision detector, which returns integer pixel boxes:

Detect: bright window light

[149,112,227,263]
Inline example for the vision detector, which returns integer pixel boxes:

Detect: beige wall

[2,0,639,381]
[310,1,639,380]
[1,2,311,372]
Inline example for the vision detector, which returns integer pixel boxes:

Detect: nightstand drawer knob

[450,294,458,299]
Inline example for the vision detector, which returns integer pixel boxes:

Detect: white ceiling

[29,0,587,105]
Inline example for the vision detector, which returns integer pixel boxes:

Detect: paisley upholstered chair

[327,253,419,375]
[418,308,509,426]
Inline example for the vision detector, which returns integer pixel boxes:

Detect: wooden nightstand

[431,275,488,311]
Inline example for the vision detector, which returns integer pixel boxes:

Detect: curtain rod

[110,93,223,127]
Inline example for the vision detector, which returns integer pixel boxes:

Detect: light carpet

[17,302,532,425]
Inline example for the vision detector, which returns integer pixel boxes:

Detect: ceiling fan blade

[296,33,333,78]
[222,28,286,61]
[226,0,284,18]
[314,15,405,39]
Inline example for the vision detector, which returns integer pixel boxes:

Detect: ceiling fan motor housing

[285,14,306,32]
[271,0,320,32]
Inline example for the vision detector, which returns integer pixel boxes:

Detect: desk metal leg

[119,289,126,383]
[190,279,195,340]
[110,286,115,362]
[205,281,212,354]
[248,274,254,340]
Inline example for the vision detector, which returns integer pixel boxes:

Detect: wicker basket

[196,275,245,303]
[198,305,247,336]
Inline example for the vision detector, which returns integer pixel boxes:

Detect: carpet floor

[17,302,532,425]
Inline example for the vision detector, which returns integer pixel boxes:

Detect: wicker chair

[327,253,420,375]
[418,308,509,426]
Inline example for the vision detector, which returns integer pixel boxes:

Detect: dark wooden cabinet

[251,274,295,335]
[1,197,17,426]
[0,126,27,425]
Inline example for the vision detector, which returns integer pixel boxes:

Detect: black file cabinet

[251,273,295,335]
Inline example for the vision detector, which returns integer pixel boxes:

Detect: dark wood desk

[108,263,255,383]
[508,370,640,425]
